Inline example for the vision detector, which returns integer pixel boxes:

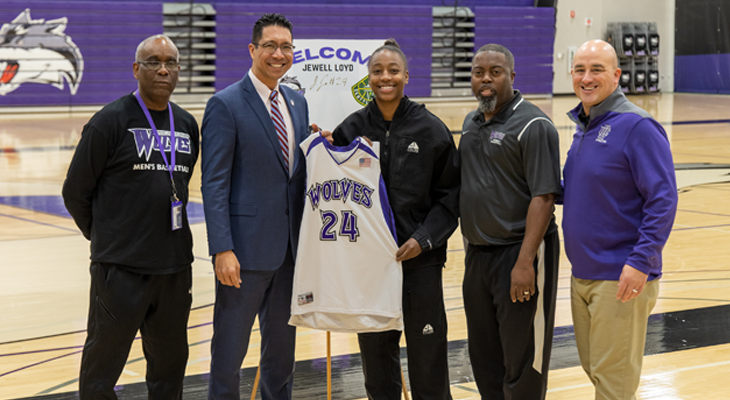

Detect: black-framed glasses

[137,60,179,71]
[255,42,295,55]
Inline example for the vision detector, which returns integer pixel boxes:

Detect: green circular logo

[351,75,373,107]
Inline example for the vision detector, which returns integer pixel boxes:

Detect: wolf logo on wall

[0,8,84,95]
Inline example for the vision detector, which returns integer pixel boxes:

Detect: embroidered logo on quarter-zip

[596,124,611,144]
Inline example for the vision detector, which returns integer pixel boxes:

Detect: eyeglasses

[255,42,295,55]
[137,60,179,71]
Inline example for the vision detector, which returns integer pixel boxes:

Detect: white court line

[642,359,730,379]
[548,381,593,393]
[547,359,730,393]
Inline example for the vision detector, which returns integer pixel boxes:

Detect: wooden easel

[249,331,410,400]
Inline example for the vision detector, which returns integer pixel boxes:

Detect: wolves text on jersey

[306,178,374,211]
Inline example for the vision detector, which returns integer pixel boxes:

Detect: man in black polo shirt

[459,43,561,399]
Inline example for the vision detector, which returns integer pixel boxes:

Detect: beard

[477,94,497,114]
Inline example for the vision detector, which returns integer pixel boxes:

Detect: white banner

[282,39,384,131]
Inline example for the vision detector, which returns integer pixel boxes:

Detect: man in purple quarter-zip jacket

[563,39,678,400]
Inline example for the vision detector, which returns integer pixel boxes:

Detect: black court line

[676,208,730,218]
[670,118,730,125]
[673,223,730,231]
[0,330,87,347]
[0,350,84,380]
[0,212,79,234]
[13,304,730,400]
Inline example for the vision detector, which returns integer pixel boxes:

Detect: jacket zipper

[577,133,585,156]
[576,117,591,156]
[384,129,390,159]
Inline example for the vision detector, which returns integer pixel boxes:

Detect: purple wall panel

[492,45,553,56]
[214,3,433,97]
[37,0,535,5]
[2,1,158,13]
[514,55,553,65]
[215,5,431,17]
[474,6,555,94]
[512,74,554,85]
[1,1,556,107]
[0,1,162,106]
[516,84,553,94]
[203,0,533,5]
[514,66,552,75]
[477,17,555,27]
[675,54,730,94]
[475,7,555,17]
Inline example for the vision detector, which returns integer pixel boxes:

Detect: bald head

[135,34,179,61]
[574,39,618,69]
[571,39,622,115]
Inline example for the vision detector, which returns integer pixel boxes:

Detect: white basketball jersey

[289,134,403,333]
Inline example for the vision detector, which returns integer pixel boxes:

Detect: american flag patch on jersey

[297,292,314,305]
[359,158,371,168]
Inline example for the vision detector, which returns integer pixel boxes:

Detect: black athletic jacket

[333,96,460,269]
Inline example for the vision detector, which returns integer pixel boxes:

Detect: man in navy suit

[200,13,309,400]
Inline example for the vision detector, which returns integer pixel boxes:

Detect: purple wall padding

[214,3,433,97]
[0,1,553,107]
[208,0,534,5]
[0,1,162,107]
[675,54,730,94]
[37,0,535,6]
[473,7,556,94]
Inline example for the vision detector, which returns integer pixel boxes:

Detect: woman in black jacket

[332,39,460,400]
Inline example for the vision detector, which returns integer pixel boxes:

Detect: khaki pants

[571,276,659,400]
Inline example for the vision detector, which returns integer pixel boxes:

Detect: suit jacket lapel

[240,76,288,173]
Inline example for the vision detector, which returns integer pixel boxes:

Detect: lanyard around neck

[134,90,178,201]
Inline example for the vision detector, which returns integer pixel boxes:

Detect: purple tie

[269,90,289,170]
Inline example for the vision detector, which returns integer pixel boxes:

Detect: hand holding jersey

[318,128,374,149]
[395,238,422,261]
